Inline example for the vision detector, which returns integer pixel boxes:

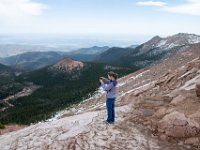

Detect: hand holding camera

[99,77,105,84]
[99,79,103,83]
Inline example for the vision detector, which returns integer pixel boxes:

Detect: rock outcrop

[128,46,200,148]
[52,57,84,72]
[196,79,200,97]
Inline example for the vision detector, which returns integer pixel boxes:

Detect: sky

[0,0,200,40]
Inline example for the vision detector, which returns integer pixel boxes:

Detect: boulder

[187,57,200,71]
[154,107,167,119]
[185,137,199,146]
[133,82,155,96]
[158,111,200,138]
[196,79,200,97]
[196,88,200,97]
[170,95,185,105]
[196,79,200,89]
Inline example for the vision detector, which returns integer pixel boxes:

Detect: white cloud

[137,0,200,16]
[0,0,47,18]
[136,1,167,7]
[164,0,200,16]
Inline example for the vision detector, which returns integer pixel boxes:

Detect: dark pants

[106,98,115,123]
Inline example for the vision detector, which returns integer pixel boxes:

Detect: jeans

[106,98,115,123]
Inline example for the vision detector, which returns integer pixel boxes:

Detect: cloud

[0,0,47,18]
[136,1,167,7]
[136,0,200,16]
[163,0,200,16]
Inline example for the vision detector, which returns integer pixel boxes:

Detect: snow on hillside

[188,34,200,44]
[47,87,105,122]
[155,33,200,50]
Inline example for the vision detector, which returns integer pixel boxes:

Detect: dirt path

[0,85,40,112]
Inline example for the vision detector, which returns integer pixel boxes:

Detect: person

[100,71,118,124]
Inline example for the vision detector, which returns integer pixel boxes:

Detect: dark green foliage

[111,47,167,67]
[67,46,109,62]
[0,62,136,125]
[0,103,7,109]
[67,54,99,62]
[96,47,135,63]
[95,45,186,68]
[115,46,186,67]
[0,64,24,99]
[0,83,24,99]
[0,122,5,129]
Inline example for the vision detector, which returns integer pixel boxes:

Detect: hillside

[95,47,134,63]
[0,63,24,100]
[0,59,135,125]
[96,33,200,67]
[0,63,11,72]
[0,43,200,149]
[0,51,66,71]
[52,57,84,71]
[66,46,109,61]
[0,46,110,71]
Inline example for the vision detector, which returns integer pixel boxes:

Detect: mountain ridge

[95,33,200,67]
[0,46,110,70]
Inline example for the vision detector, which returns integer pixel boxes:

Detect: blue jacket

[101,78,117,99]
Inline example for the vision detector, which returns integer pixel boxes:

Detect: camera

[99,77,104,85]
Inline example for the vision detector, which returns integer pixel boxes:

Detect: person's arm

[101,82,114,91]
[102,77,110,84]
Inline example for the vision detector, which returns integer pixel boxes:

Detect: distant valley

[0,46,110,71]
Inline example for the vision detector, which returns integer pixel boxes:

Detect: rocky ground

[0,43,200,149]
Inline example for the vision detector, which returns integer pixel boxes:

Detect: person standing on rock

[100,71,118,124]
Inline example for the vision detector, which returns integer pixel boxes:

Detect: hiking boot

[103,120,114,124]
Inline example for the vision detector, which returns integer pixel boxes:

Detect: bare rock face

[53,57,84,72]
[196,79,200,97]
[154,107,167,119]
[158,111,200,138]
[170,95,185,105]
[196,79,200,89]
[187,57,200,71]
[185,137,200,146]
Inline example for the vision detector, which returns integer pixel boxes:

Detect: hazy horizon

[0,33,154,49]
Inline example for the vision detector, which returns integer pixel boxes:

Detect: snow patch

[118,81,156,98]
[156,40,167,47]
[180,74,200,90]
[47,87,105,121]
[129,70,150,81]
[0,111,99,150]
[188,35,200,44]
